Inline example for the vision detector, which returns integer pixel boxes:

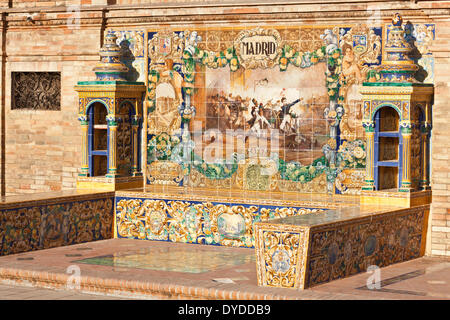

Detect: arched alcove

[116,101,135,176]
[87,101,109,177]
[374,106,401,190]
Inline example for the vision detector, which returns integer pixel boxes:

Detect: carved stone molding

[7,18,104,27]
[0,7,434,29]
[105,10,430,25]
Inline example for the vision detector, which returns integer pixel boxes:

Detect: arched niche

[116,101,135,176]
[373,105,401,190]
[86,101,109,177]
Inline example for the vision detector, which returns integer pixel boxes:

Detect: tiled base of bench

[255,205,429,289]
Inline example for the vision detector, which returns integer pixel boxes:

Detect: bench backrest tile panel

[115,195,328,248]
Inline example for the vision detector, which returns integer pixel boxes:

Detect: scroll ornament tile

[115,198,324,248]
[262,231,301,288]
[255,227,309,289]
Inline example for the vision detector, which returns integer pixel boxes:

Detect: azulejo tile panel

[0,196,114,256]
[254,224,310,289]
[106,21,435,196]
[305,206,427,288]
[115,196,327,248]
[254,204,429,289]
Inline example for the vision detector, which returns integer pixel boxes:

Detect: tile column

[106,115,118,178]
[131,115,141,176]
[362,121,375,191]
[420,123,431,190]
[400,122,413,192]
[79,116,90,177]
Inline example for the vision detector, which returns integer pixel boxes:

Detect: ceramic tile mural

[0,195,114,256]
[115,195,327,248]
[108,22,434,197]
[112,30,146,82]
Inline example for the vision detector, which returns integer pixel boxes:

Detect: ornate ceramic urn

[377,13,419,83]
[93,31,129,81]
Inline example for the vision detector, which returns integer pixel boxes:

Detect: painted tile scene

[144,23,433,196]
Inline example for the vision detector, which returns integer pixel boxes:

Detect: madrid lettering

[241,41,276,56]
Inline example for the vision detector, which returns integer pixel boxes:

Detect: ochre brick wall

[429,19,450,257]
[3,13,102,194]
[10,1,103,8]
[0,1,448,257]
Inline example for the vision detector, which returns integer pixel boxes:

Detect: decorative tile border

[116,189,341,209]
[115,195,328,248]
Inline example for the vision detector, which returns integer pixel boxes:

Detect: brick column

[0,13,5,196]
[429,20,450,256]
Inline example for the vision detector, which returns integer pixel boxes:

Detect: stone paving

[0,238,448,300]
[0,283,135,300]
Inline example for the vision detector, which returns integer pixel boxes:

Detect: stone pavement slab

[0,283,135,300]
[0,238,447,300]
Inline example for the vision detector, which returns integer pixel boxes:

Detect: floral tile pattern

[115,196,327,248]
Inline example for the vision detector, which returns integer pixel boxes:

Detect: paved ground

[0,283,135,300]
[0,238,448,300]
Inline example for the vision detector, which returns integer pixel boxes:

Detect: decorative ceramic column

[400,123,412,192]
[131,115,141,176]
[79,115,90,177]
[74,30,146,190]
[363,121,375,191]
[420,123,431,190]
[106,115,118,178]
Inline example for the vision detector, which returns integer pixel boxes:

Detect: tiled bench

[254,204,430,289]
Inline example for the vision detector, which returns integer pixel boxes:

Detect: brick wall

[10,1,105,8]
[3,10,103,194]
[429,19,450,257]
